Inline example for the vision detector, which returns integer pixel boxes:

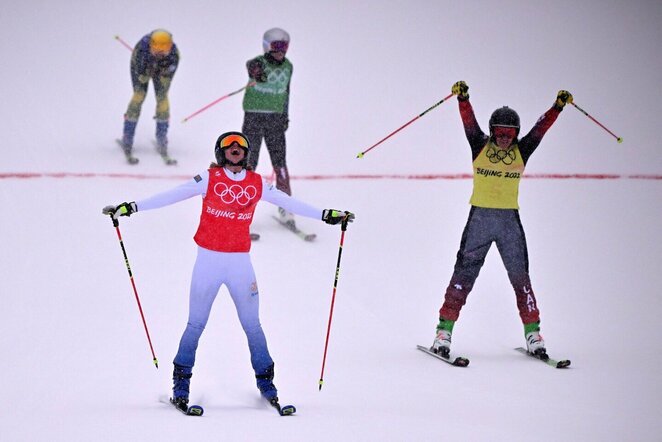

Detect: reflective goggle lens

[493,126,517,138]
[270,40,289,53]
[220,134,249,149]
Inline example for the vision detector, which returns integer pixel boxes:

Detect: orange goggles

[219,134,249,149]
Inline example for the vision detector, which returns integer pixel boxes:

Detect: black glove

[555,90,573,109]
[247,59,266,82]
[102,202,137,220]
[452,81,469,101]
[322,209,355,225]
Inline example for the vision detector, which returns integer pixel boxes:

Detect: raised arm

[452,81,488,159]
[518,91,572,164]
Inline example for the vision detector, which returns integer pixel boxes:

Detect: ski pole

[182,82,257,123]
[356,93,454,158]
[107,215,159,369]
[114,35,133,52]
[570,102,623,143]
[319,216,350,391]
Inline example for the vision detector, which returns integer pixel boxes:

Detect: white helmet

[262,27,290,53]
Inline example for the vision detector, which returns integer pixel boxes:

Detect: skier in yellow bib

[431,81,573,359]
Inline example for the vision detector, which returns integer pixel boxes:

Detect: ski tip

[453,357,470,367]
[516,347,571,368]
[170,397,204,416]
[280,405,296,416]
[187,405,204,416]
[417,344,469,367]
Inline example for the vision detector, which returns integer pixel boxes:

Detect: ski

[152,141,178,165]
[115,139,139,164]
[250,232,261,241]
[514,347,571,368]
[169,397,204,416]
[268,397,296,416]
[271,216,316,242]
[416,345,470,367]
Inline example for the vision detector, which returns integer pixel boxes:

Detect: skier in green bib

[242,28,295,229]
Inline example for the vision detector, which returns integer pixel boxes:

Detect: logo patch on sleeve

[194,174,202,182]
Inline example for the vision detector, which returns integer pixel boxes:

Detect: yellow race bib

[470,141,525,209]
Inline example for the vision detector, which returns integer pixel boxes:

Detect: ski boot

[155,120,169,156]
[255,363,278,401]
[430,318,454,358]
[431,329,452,358]
[278,207,296,229]
[121,119,137,154]
[172,363,192,411]
[525,330,547,359]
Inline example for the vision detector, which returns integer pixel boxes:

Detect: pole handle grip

[341,215,350,231]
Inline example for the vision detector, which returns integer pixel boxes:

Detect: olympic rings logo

[486,146,517,165]
[213,182,258,206]
[267,68,290,87]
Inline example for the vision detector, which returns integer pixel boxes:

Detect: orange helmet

[149,29,173,55]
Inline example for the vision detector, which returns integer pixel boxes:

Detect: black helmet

[214,131,250,167]
[489,106,520,137]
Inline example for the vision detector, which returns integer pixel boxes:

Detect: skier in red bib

[431,81,573,360]
[103,131,354,411]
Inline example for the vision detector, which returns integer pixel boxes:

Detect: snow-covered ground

[2,1,660,440]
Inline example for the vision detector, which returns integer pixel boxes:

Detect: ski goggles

[269,40,289,53]
[219,133,249,149]
[493,126,517,138]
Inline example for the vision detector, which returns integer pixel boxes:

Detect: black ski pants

[243,112,291,195]
[439,206,541,325]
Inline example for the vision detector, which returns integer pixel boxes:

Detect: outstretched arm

[136,174,207,211]
[260,180,322,219]
[103,174,206,220]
